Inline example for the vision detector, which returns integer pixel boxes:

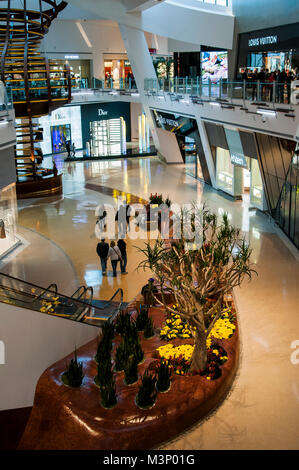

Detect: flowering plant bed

[19,299,239,451]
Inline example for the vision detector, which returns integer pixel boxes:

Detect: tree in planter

[62,349,84,388]
[136,305,149,331]
[100,377,117,409]
[156,361,172,392]
[124,355,138,385]
[144,316,155,339]
[136,369,157,408]
[137,208,256,372]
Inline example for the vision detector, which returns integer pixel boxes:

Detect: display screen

[51,124,71,153]
[200,51,228,83]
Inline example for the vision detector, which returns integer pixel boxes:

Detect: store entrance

[216,147,266,210]
[184,136,204,181]
[90,118,126,157]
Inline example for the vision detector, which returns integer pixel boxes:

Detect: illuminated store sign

[64,55,80,59]
[248,36,278,47]
[157,116,179,128]
[230,152,248,169]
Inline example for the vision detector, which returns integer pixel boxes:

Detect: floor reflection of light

[252,228,260,239]
[63,406,99,437]
[84,269,101,287]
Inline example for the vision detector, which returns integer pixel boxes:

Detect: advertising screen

[51,124,71,154]
[200,51,228,83]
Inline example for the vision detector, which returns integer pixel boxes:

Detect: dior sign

[98,109,108,116]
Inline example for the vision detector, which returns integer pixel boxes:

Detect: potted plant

[135,369,157,409]
[144,316,155,339]
[156,361,172,393]
[99,378,117,409]
[62,350,84,388]
[124,355,138,385]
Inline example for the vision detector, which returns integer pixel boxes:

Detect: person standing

[65,140,71,158]
[117,239,127,274]
[96,238,109,275]
[108,241,122,277]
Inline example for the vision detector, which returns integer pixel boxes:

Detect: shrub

[62,350,84,388]
[115,341,129,372]
[115,311,131,335]
[101,321,114,343]
[136,369,157,408]
[156,361,171,392]
[133,339,144,364]
[136,305,149,331]
[95,336,112,363]
[124,355,138,385]
[100,378,117,408]
[144,316,155,339]
[95,358,113,387]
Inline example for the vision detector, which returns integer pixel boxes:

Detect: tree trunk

[190,329,207,373]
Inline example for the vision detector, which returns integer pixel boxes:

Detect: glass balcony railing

[144,77,295,105]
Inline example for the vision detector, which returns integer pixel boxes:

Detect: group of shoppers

[238,67,297,102]
[96,238,127,277]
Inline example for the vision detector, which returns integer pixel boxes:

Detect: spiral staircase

[0,0,73,197]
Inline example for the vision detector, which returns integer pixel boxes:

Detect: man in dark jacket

[96,238,109,275]
[117,239,127,274]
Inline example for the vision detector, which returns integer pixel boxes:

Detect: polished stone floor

[7,155,299,449]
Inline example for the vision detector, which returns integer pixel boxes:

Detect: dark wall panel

[204,122,228,150]
[255,133,294,213]
[0,146,16,190]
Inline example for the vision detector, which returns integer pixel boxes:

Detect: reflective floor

[9,155,299,449]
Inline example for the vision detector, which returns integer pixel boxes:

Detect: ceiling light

[209,101,221,107]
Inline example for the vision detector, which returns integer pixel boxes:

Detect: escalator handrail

[34,283,58,302]
[108,288,123,304]
[0,272,99,315]
[71,285,86,299]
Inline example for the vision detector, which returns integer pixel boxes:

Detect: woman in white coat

[108,240,122,277]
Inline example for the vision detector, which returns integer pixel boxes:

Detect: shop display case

[0,183,19,259]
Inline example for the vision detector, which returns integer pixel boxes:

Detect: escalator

[0,272,126,326]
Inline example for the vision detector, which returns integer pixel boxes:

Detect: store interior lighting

[257,108,277,117]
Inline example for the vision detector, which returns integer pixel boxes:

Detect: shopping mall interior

[0,0,298,456]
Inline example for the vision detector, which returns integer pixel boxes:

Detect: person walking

[96,238,109,275]
[108,241,122,277]
[117,239,127,274]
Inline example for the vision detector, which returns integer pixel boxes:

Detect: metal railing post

[257,80,261,101]
[219,78,222,99]
[272,81,276,104]
[196,76,199,95]
[242,80,246,100]
[209,79,211,99]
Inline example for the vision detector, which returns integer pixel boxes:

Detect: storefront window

[250,158,265,210]
[90,118,126,157]
[0,183,18,259]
